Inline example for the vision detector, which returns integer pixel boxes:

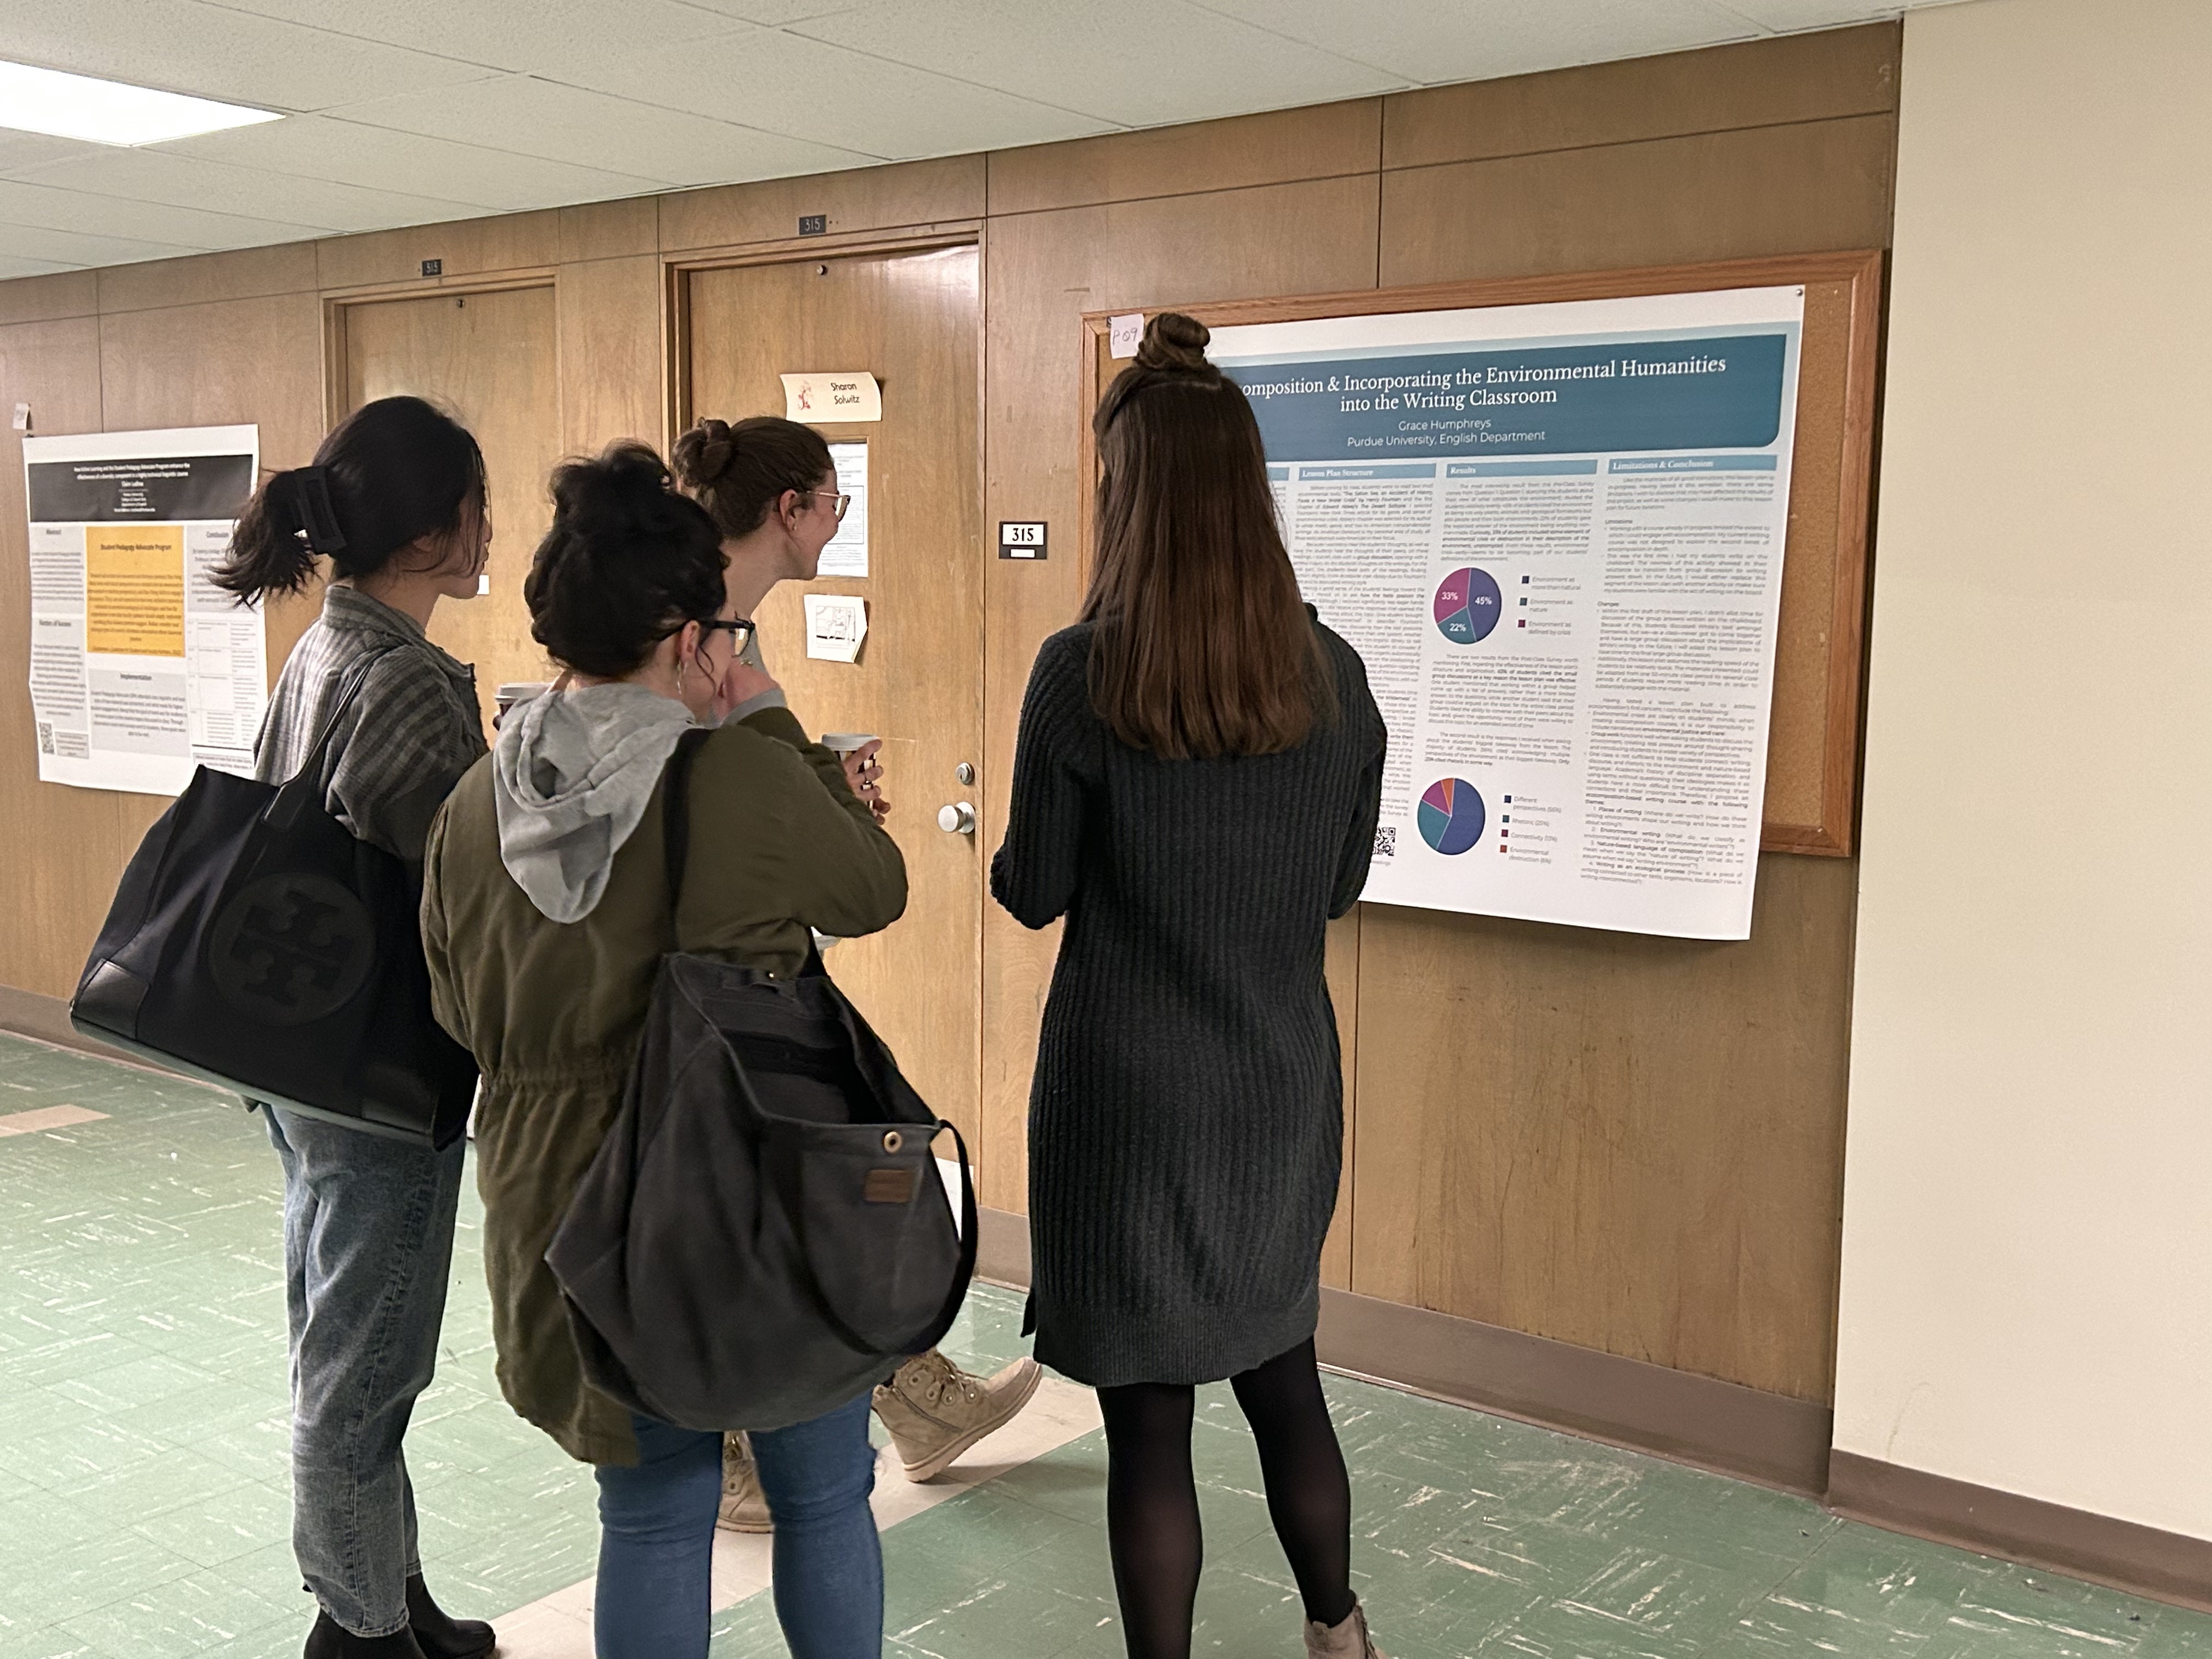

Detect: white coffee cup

[494,681,552,729]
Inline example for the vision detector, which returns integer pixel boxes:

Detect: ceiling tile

[0,0,487,112]
[0,0,1933,282]
[0,216,207,267]
[0,252,82,278]
[8,149,486,235]
[662,1,864,22]
[330,75,876,187]
[160,115,665,211]
[1194,0,1762,85]
[0,177,326,249]
[786,0,1407,127]
[1711,0,1912,29]
[566,27,1117,159]
[194,0,740,80]
[0,132,113,175]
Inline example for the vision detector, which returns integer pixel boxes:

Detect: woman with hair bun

[222,394,498,1659]
[671,415,1043,1526]
[420,442,906,1659]
[993,314,1390,1659]
[668,416,883,809]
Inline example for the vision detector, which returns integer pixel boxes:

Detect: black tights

[1096,1340,1353,1659]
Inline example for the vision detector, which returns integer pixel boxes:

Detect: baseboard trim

[0,983,161,1073]
[969,1204,1828,1494]
[1318,1286,1831,1495]
[1827,1451,2212,1614]
[976,1203,1033,1290]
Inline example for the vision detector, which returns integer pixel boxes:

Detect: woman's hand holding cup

[843,740,890,824]
[824,735,891,825]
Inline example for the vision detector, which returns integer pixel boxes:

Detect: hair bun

[1135,312,1211,373]
[672,417,738,489]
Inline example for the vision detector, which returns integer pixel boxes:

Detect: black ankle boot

[405,1574,497,1659]
[303,1611,429,1658]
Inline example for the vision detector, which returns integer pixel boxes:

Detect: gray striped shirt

[252,584,487,870]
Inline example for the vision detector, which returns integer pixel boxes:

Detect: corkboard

[1081,250,1883,855]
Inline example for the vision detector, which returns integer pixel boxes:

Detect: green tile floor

[1,1030,2205,1659]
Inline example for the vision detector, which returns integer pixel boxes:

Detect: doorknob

[938,802,977,836]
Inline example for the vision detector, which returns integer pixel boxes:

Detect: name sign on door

[781,372,882,423]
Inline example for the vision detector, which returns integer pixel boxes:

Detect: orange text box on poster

[85,526,186,656]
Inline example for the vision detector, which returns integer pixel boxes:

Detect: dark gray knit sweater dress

[990,618,1386,1387]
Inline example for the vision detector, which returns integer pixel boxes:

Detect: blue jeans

[263,1105,467,1638]
[594,1395,883,1659]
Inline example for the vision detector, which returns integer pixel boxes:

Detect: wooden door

[685,245,984,1146]
[340,284,561,729]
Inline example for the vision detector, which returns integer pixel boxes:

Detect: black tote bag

[548,729,977,1432]
[70,656,479,1148]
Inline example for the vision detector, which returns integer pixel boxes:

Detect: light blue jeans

[594,1395,883,1659]
[263,1105,466,1638]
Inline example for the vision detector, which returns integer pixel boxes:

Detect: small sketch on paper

[803,594,868,664]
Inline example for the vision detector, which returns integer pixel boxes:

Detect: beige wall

[1,26,1898,1412]
[1836,0,2212,1535]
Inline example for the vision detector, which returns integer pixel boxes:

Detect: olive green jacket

[421,707,906,1464]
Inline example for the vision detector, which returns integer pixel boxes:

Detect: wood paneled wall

[0,24,1898,1407]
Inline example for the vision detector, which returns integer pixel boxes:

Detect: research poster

[21,425,264,796]
[1211,286,1804,940]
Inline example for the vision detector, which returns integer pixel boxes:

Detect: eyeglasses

[697,617,755,658]
[805,490,852,523]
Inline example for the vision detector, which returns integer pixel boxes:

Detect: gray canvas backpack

[548,729,975,1431]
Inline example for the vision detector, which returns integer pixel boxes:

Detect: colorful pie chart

[1417,778,1486,855]
[1434,567,1503,644]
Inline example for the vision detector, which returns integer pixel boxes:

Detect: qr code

[1373,825,1396,860]
[35,721,53,757]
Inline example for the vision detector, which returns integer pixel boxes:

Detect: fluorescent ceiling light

[0,61,282,146]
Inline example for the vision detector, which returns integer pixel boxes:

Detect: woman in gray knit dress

[991,314,1388,1659]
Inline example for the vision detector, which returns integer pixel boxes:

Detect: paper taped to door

[803,594,868,663]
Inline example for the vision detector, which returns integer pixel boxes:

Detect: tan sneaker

[716,1431,771,1533]
[1305,1602,1387,1658]
[872,1350,1042,1482]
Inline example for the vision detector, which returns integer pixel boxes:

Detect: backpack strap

[900,1117,981,1357]
[661,726,715,911]
[661,725,830,974]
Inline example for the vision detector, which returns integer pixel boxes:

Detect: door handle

[937,802,977,836]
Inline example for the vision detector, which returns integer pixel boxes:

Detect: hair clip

[287,466,347,554]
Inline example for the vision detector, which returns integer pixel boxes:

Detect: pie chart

[1417,778,1486,855]
[1434,567,1503,644]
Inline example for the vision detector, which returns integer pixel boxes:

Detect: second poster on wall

[1211,284,1805,941]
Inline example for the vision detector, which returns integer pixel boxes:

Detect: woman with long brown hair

[992,313,1389,1659]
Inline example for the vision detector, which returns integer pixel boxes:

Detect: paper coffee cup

[819,732,878,757]
[494,682,552,729]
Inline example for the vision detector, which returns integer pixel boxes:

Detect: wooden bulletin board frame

[1080,250,1884,857]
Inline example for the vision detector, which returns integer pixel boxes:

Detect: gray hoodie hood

[493,682,698,924]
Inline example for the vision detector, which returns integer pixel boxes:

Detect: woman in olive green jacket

[420,443,903,1659]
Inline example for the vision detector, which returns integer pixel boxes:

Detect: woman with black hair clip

[216,395,498,1659]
